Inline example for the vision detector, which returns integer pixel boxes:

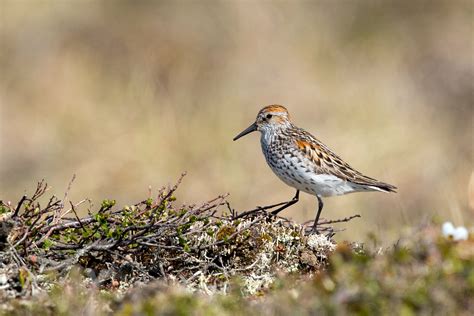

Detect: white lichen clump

[164,214,337,296]
[243,273,275,295]
[307,234,336,255]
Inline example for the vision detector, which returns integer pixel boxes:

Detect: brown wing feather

[293,128,397,192]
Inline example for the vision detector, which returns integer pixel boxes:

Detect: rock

[300,251,319,268]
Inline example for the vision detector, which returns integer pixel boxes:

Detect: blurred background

[1,1,472,244]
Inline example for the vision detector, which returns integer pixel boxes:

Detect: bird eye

[266,114,272,119]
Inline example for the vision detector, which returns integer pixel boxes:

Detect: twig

[154,172,187,208]
[61,198,88,221]
[56,174,76,222]
[30,180,48,201]
[69,201,85,232]
[13,195,27,218]
[319,214,361,225]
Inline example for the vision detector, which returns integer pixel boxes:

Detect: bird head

[233,105,291,141]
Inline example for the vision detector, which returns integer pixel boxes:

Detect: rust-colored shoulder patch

[295,139,310,150]
[295,139,323,167]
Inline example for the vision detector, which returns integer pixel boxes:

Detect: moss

[216,225,236,242]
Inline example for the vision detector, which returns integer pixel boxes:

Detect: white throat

[260,125,282,147]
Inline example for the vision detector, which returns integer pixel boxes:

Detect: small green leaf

[42,238,53,250]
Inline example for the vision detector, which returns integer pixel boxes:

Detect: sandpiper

[233,105,396,233]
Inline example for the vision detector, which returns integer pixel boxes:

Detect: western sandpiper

[233,105,396,233]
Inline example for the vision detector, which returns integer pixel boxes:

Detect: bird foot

[310,226,320,235]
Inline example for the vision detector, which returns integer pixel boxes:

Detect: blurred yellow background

[1,1,472,244]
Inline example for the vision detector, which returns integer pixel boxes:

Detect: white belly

[261,136,363,197]
[268,154,357,197]
[275,170,356,197]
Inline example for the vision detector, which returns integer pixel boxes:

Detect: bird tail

[350,178,397,194]
[368,182,397,193]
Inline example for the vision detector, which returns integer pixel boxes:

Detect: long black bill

[233,122,257,141]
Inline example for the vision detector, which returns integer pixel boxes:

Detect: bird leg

[270,190,300,216]
[311,196,324,234]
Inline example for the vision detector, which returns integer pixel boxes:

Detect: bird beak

[233,122,257,141]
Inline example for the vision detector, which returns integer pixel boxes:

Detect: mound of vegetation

[0,175,472,315]
[0,174,343,302]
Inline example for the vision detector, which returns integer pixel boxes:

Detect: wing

[291,128,397,192]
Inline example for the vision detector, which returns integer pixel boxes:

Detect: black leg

[271,190,300,216]
[311,196,324,234]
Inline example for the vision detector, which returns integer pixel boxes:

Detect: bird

[233,105,396,233]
